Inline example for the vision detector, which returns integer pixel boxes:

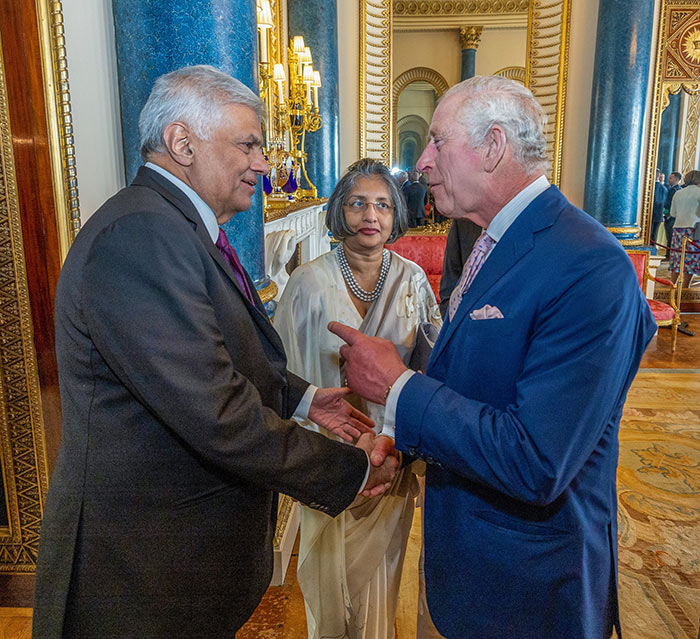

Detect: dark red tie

[215,228,255,304]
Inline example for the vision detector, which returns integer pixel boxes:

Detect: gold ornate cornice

[0,38,49,572]
[36,0,81,259]
[459,25,483,49]
[264,197,327,223]
[394,0,528,15]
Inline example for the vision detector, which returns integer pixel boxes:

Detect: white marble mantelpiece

[264,202,330,301]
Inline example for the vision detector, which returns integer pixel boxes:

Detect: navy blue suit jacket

[395,186,655,638]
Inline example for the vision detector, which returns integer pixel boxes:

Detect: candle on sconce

[259,30,268,64]
[257,0,273,64]
[312,70,321,109]
[273,63,286,106]
[303,65,314,106]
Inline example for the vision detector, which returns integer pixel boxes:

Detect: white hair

[138,65,263,161]
[442,75,550,172]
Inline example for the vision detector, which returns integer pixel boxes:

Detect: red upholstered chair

[627,241,686,352]
[388,233,447,302]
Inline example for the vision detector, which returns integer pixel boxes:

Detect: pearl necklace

[336,243,391,303]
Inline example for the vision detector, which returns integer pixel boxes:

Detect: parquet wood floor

[2,316,698,638]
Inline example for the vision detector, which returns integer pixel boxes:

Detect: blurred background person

[404,169,428,227]
[663,171,683,249]
[668,169,700,289]
[651,167,668,244]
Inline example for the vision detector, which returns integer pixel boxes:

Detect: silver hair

[138,65,263,161]
[326,158,409,244]
[442,75,550,172]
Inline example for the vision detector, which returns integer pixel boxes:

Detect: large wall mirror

[644,1,700,252]
[359,0,571,185]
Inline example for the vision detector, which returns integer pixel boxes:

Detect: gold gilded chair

[627,237,687,352]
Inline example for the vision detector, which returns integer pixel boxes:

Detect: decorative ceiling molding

[393,1,528,15]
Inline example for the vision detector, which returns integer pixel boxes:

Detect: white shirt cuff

[358,452,371,493]
[294,385,371,494]
[293,384,318,420]
[380,369,416,439]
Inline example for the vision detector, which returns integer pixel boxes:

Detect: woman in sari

[275,158,443,639]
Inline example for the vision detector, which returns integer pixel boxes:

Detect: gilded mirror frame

[36,0,81,258]
[643,0,700,246]
[360,0,572,186]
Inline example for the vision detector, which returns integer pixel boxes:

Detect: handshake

[308,320,413,499]
[356,432,400,497]
[308,386,400,499]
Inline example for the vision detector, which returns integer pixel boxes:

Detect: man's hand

[328,322,408,405]
[308,387,375,442]
[356,433,400,497]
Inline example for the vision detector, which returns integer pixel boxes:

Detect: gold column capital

[459,26,483,51]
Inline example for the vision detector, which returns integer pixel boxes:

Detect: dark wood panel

[0,0,65,607]
[0,0,62,469]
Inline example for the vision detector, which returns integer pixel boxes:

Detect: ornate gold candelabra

[257,1,323,209]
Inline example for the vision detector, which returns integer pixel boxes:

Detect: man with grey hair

[32,65,396,638]
[331,75,656,638]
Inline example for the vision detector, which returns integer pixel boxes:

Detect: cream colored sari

[275,249,442,639]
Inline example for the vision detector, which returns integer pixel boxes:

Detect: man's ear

[162,121,194,167]
[482,124,507,173]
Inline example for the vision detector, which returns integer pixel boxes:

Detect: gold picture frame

[360,0,572,186]
[0,0,78,575]
[642,0,700,244]
[36,0,81,260]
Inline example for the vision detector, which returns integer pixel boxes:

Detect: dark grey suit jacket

[32,167,367,638]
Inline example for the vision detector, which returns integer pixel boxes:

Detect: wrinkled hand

[308,387,375,442]
[328,322,407,405]
[356,433,400,497]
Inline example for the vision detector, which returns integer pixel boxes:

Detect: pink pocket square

[469,304,504,320]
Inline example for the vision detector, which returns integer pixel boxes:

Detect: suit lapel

[132,167,283,352]
[431,186,565,364]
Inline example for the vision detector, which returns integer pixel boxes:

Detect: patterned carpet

[617,371,700,638]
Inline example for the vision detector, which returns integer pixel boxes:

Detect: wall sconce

[257,2,323,209]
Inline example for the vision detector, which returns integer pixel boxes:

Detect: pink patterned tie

[448,231,495,321]
[215,228,256,304]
